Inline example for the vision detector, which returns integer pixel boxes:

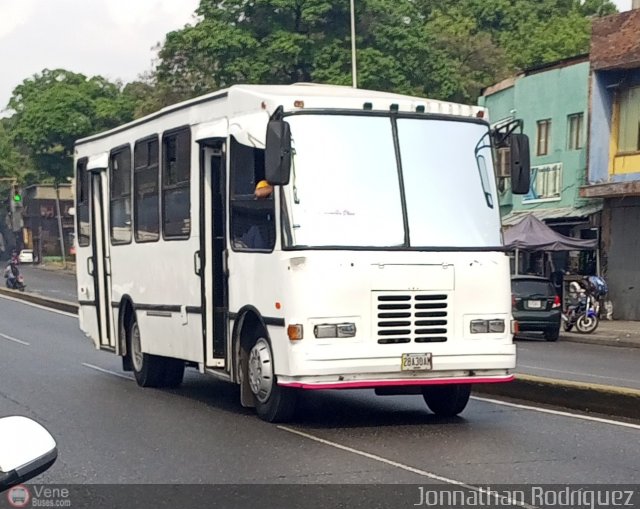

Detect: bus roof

[76,83,485,146]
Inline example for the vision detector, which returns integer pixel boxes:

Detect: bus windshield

[282,113,501,249]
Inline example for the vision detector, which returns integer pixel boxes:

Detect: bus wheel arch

[234,307,296,422]
[122,302,185,389]
[234,308,265,408]
[117,296,135,371]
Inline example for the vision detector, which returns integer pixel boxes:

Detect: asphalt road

[515,338,640,390]
[17,264,78,301]
[11,265,640,392]
[1,294,639,500]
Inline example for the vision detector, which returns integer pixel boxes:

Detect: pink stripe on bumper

[278,374,514,390]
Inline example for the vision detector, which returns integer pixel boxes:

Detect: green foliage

[7,69,136,181]
[0,0,621,187]
[153,0,617,105]
[0,119,37,182]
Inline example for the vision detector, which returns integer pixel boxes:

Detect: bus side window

[162,128,191,239]
[76,158,91,247]
[229,137,275,251]
[134,136,160,242]
[110,146,132,245]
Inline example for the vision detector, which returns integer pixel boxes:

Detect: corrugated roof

[501,202,603,226]
[24,185,73,201]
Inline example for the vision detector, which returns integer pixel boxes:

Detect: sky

[0,0,633,115]
[0,0,199,114]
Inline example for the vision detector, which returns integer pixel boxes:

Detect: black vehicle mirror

[265,120,291,185]
[510,133,531,195]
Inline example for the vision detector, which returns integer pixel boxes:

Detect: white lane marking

[278,425,536,508]
[0,332,30,346]
[82,363,134,381]
[518,364,639,385]
[0,294,76,318]
[471,396,640,431]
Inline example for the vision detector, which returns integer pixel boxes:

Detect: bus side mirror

[510,133,531,195]
[265,120,291,186]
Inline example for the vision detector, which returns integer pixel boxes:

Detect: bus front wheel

[422,384,471,417]
[128,318,184,388]
[247,337,296,423]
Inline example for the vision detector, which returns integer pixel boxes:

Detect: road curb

[0,288,78,314]
[559,334,640,349]
[474,373,640,420]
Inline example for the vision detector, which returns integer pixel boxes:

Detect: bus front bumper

[277,371,514,390]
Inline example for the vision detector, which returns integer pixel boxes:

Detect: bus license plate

[401,353,432,371]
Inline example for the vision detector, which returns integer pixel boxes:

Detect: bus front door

[200,142,228,369]
[88,166,117,352]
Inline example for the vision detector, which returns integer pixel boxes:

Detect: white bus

[74,84,530,422]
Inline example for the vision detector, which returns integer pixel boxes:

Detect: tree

[7,69,136,181]
[0,120,34,180]
[152,0,616,105]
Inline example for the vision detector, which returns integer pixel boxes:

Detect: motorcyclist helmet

[569,282,581,293]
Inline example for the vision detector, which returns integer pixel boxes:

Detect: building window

[134,136,160,242]
[76,158,90,247]
[523,163,562,203]
[110,146,132,245]
[567,113,584,150]
[618,86,640,154]
[536,119,551,156]
[162,128,191,239]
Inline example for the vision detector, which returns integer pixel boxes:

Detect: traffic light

[9,184,22,211]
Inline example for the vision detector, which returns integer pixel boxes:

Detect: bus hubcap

[248,339,273,403]
[131,323,144,372]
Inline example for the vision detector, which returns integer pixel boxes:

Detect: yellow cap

[256,180,270,190]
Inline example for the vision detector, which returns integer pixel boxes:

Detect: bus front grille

[375,293,448,344]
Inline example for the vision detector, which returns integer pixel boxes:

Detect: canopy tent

[503,213,597,251]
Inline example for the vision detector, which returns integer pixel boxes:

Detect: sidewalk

[35,261,77,276]
[561,319,640,348]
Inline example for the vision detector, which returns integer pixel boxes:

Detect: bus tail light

[287,324,303,341]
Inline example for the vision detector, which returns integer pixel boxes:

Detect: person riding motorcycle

[4,259,21,289]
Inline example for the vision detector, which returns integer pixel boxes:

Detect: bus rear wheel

[128,319,184,388]
[247,338,296,423]
[422,384,471,417]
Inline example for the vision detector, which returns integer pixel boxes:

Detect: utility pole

[350,0,357,88]
[54,182,67,269]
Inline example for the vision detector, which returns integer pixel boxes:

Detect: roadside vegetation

[0,0,617,183]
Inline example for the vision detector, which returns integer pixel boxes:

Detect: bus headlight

[470,319,505,334]
[314,323,357,338]
[470,320,489,334]
[489,319,506,333]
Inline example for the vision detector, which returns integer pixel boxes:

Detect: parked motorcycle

[562,276,607,334]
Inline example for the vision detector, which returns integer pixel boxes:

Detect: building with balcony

[22,184,74,261]
[581,6,640,319]
[480,55,601,276]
